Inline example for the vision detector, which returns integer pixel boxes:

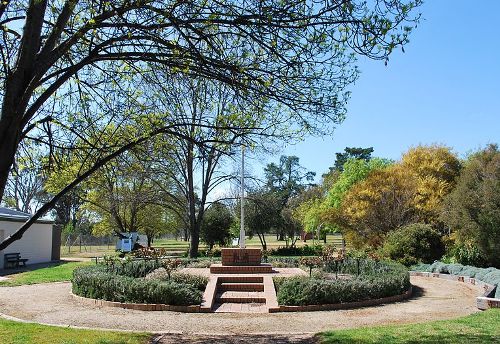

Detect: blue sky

[261,0,500,180]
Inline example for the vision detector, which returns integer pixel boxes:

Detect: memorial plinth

[209,248,273,274]
[221,248,261,265]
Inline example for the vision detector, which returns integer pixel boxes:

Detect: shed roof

[0,207,54,224]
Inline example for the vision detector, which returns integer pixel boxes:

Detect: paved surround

[410,271,500,310]
[0,276,483,334]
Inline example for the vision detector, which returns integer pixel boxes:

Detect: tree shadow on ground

[319,332,500,343]
[152,334,321,344]
[409,285,425,299]
[0,259,79,277]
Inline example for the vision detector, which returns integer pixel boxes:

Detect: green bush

[102,259,163,278]
[170,272,208,291]
[275,259,410,306]
[412,262,500,298]
[72,265,203,305]
[380,223,445,266]
[267,245,323,257]
[267,257,300,268]
[449,242,487,267]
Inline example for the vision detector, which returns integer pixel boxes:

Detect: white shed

[0,207,57,270]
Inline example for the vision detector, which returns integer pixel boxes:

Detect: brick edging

[70,292,201,312]
[409,271,500,310]
[271,286,412,313]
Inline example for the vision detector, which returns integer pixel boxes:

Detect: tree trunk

[189,222,201,258]
[147,235,152,247]
[257,233,267,251]
[0,114,23,201]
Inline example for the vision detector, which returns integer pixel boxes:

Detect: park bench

[3,253,28,269]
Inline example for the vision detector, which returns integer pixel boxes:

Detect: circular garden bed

[72,259,208,306]
[72,256,411,312]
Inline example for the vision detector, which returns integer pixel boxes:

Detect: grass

[0,261,90,287]
[61,234,345,259]
[0,308,498,343]
[0,318,150,344]
[61,245,117,259]
[320,309,500,343]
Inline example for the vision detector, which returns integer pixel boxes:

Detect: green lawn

[61,245,117,258]
[0,309,498,343]
[0,318,150,344]
[60,234,345,259]
[320,309,500,343]
[0,261,90,287]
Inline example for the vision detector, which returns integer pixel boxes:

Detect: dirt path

[0,276,481,335]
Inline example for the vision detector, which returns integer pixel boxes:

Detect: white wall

[0,221,53,268]
[0,229,4,270]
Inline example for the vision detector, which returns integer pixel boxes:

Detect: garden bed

[71,259,208,307]
[274,258,411,307]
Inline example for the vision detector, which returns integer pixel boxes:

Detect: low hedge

[267,245,323,257]
[144,268,208,291]
[72,264,203,305]
[413,261,500,298]
[275,259,410,306]
[102,259,163,277]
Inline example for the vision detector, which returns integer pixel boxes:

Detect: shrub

[275,259,410,306]
[380,223,445,266]
[170,272,208,291]
[144,268,208,291]
[72,265,203,305]
[182,258,219,268]
[267,245,322,257]
[450,242,488,267]
[102,259,163,278]
[267,257,300,268]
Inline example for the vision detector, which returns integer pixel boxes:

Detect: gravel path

[0,276,482,335]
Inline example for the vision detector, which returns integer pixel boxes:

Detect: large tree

[264,155,315,240]
[441,144,500,267]
[0,0,421,250]
[244,190,283,251]
[201,202,233,250]
[331,146,374,172]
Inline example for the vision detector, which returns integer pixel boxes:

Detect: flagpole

[240,145,246,248]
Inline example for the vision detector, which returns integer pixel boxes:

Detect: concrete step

[213,302,268,313]
[216,291,266,303]
[218,282,264,292]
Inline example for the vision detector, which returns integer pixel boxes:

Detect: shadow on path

[151,334,320,344]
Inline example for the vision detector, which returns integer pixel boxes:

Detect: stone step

[213,302,269,313]
[217,276,263,283]
[216,291,266,304]
[210,263,273,274]
[218,282,264,292]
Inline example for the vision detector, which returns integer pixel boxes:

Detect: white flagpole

[240,145,246,248]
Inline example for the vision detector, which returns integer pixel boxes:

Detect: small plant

[299,256,323,277]
[262,249,269,263]
[161,258,182,278]
[322,245,337,263]
[133,247,169,260]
